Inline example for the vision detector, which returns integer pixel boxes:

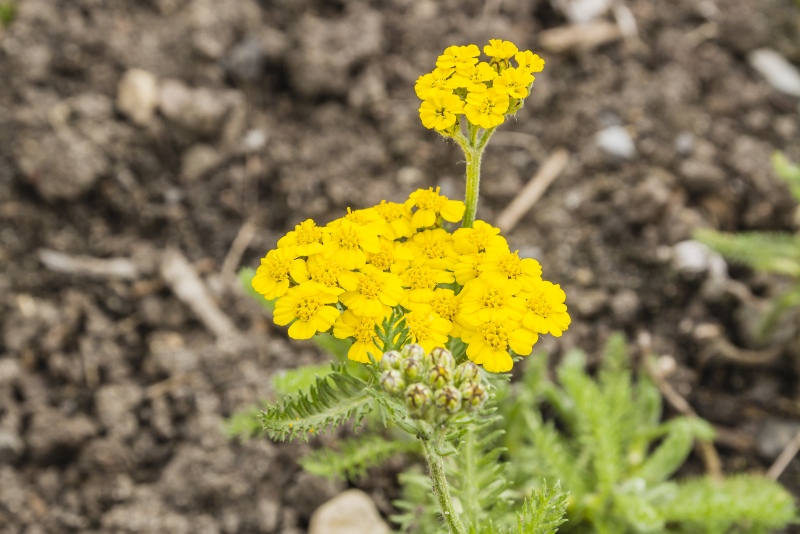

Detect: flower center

[357,272,383,299]
[368,247,394,272]
[478,321,509,351]
[310,263,340,288]
[295,221,323,245]
[266,256,292,281]
[420,241,445,260]
[415,188,445,211]
[468,228,492,252]
[374,201,404,222]
[431,293,458,321]
[405,266,438,291]
[295,296,321,322]
[405,311,431,341]
[480,287,507,309]
[499,252,522,279]
[354,317,377,343]
[526,288,552,317]
[332,225,360,250]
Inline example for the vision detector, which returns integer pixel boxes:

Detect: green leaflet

[300,433,420,480]
[260,364,375,441]
[515,481,568,534]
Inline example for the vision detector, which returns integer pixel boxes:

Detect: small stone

[0,428,24,463]
[748,48,800,98]
[595,125,636,159]
[610,289,640,324]
[672,240,725,276]
[674,131,695,156]
[181,144,222,182]
[573,289,609,318]
[308,489,390,534]
[258,499,280,532]
[117,69,159,126]
[626,171,673,224]
[158,79,232,137]
[757,419,800,461]
[222,36,265,82]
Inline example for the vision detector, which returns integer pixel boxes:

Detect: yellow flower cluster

[252,188,569,373]
[416,39,545,133]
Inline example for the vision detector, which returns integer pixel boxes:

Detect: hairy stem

[422,438,466,534]
[462,146,481,229]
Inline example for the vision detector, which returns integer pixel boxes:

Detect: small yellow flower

[367,238,414,274]
[403,309,452,352]
[277,219,325,256]
[343,206,390,237]
[252,247,304,300]
[400,265,455,305]
[323,219,381,270]
[407,228,459,271]
[457,276,525,327]
[273,281,341,339]
[291,253,346,295]
[339,266,404,318]
[519,280,571,336]
[445,62,497,93]
[478,250,542,291]
[493,67,535,99]
[405,187,466,228]
[515,50,545,73]
[452,220,509,255]
[484,39,519,60]
[419,91,465,131]
[372,200,414,240]
[333,310,386,363]
[461,319,537,373]
[464,88,509,128]
[436,44,480,72]
[414,67,455,100]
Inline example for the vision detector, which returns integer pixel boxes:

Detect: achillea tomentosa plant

[233,41,798,533]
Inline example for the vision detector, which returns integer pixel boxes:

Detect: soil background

[1,0,800,532]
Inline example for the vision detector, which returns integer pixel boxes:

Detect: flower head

[519,280,571,336]
[252,247,304,300]
[405,187,466,228]
[436,44,480,72]
[323,219,381,270]
[484,39,519,60]
[493,67,535,99]
[333,310,386,363]
[464,88,509,128]
[400,265,455,306]
[461,319,537,372]
[373,200,414,240]
[273,281,341,339]
[277,219,325,256]
[419,91,465,132]
[478,250,542,291]
[403,309,452,352]
[414,67,455,100]
[339,265,404,318]
[408,228,459,270]
[445,62,497,93]
[291,253,346,295]
[515,50,545,73]
[452,220,509,255]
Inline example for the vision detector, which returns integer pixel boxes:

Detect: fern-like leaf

[392,468,442,534]
[694,229,800,276]
[632,417,714,485]
[300,433,420,480]
[260,364,374,441]
[515,480,568,534]
[657,474,797,532]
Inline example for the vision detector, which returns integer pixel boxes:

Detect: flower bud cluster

[379,344,488,420]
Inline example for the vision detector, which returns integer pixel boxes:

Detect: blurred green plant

[500,334,796,533]
[0,1,16,27]
[696,153,800,336]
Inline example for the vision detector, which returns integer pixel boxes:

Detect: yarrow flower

[253,37,568,374]
[415,39,544,132]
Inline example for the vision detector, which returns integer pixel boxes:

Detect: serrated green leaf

[515,480,568,534]
[300,433,420,480]
[695,229,800,276]
[633,417,713,485]
[260,364,375,441]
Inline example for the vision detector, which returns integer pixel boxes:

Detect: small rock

[117,69,160,126]
[0,359,21,385]
[572,289,609,318]
[0,428,24,463]
[181,144,223,182]
[308,489,390,534]
[14,130,109,201]
[748,48,800,98]
[158,79,233,137]
[674,131,695,156]
[258,499,280,532]
[595,125,636,159]
[626,171,673,224]
[611,289,640,324]
[26,409,97,464]
[672,240,728,297]
[222,36,265,82]
[287,471,345,521]
[756,419,800,460]
[678,159,727,194]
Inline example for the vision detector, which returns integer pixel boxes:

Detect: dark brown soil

[1,0,800,532]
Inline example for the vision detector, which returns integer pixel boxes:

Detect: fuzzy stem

[422,438,466,534]
[461,127,496,228]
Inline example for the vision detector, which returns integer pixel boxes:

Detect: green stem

[461,127,496,229]
[422,438,466,534]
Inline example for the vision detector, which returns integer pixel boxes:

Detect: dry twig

[539,21,622,53]
[495,148,569,233]
[220,218,257,282]
[767,430,800,481]
[38,248,138,280]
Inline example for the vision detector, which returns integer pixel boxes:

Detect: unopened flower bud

[460,382,488,410]
[427,364,452,389]
[453,361,480,385]
[430,347,455,369]
[381,350,403,371]
[401,343,425,360]
[434,385,462,415]
[380,370,406,396]
[401,357,423,380]
[405,383,432,414]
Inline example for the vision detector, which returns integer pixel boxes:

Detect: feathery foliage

[393,468,443,534]
[259,363,374,441]
[502,334,797,533]
[515,481,568,534]
[300,433,420,480]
